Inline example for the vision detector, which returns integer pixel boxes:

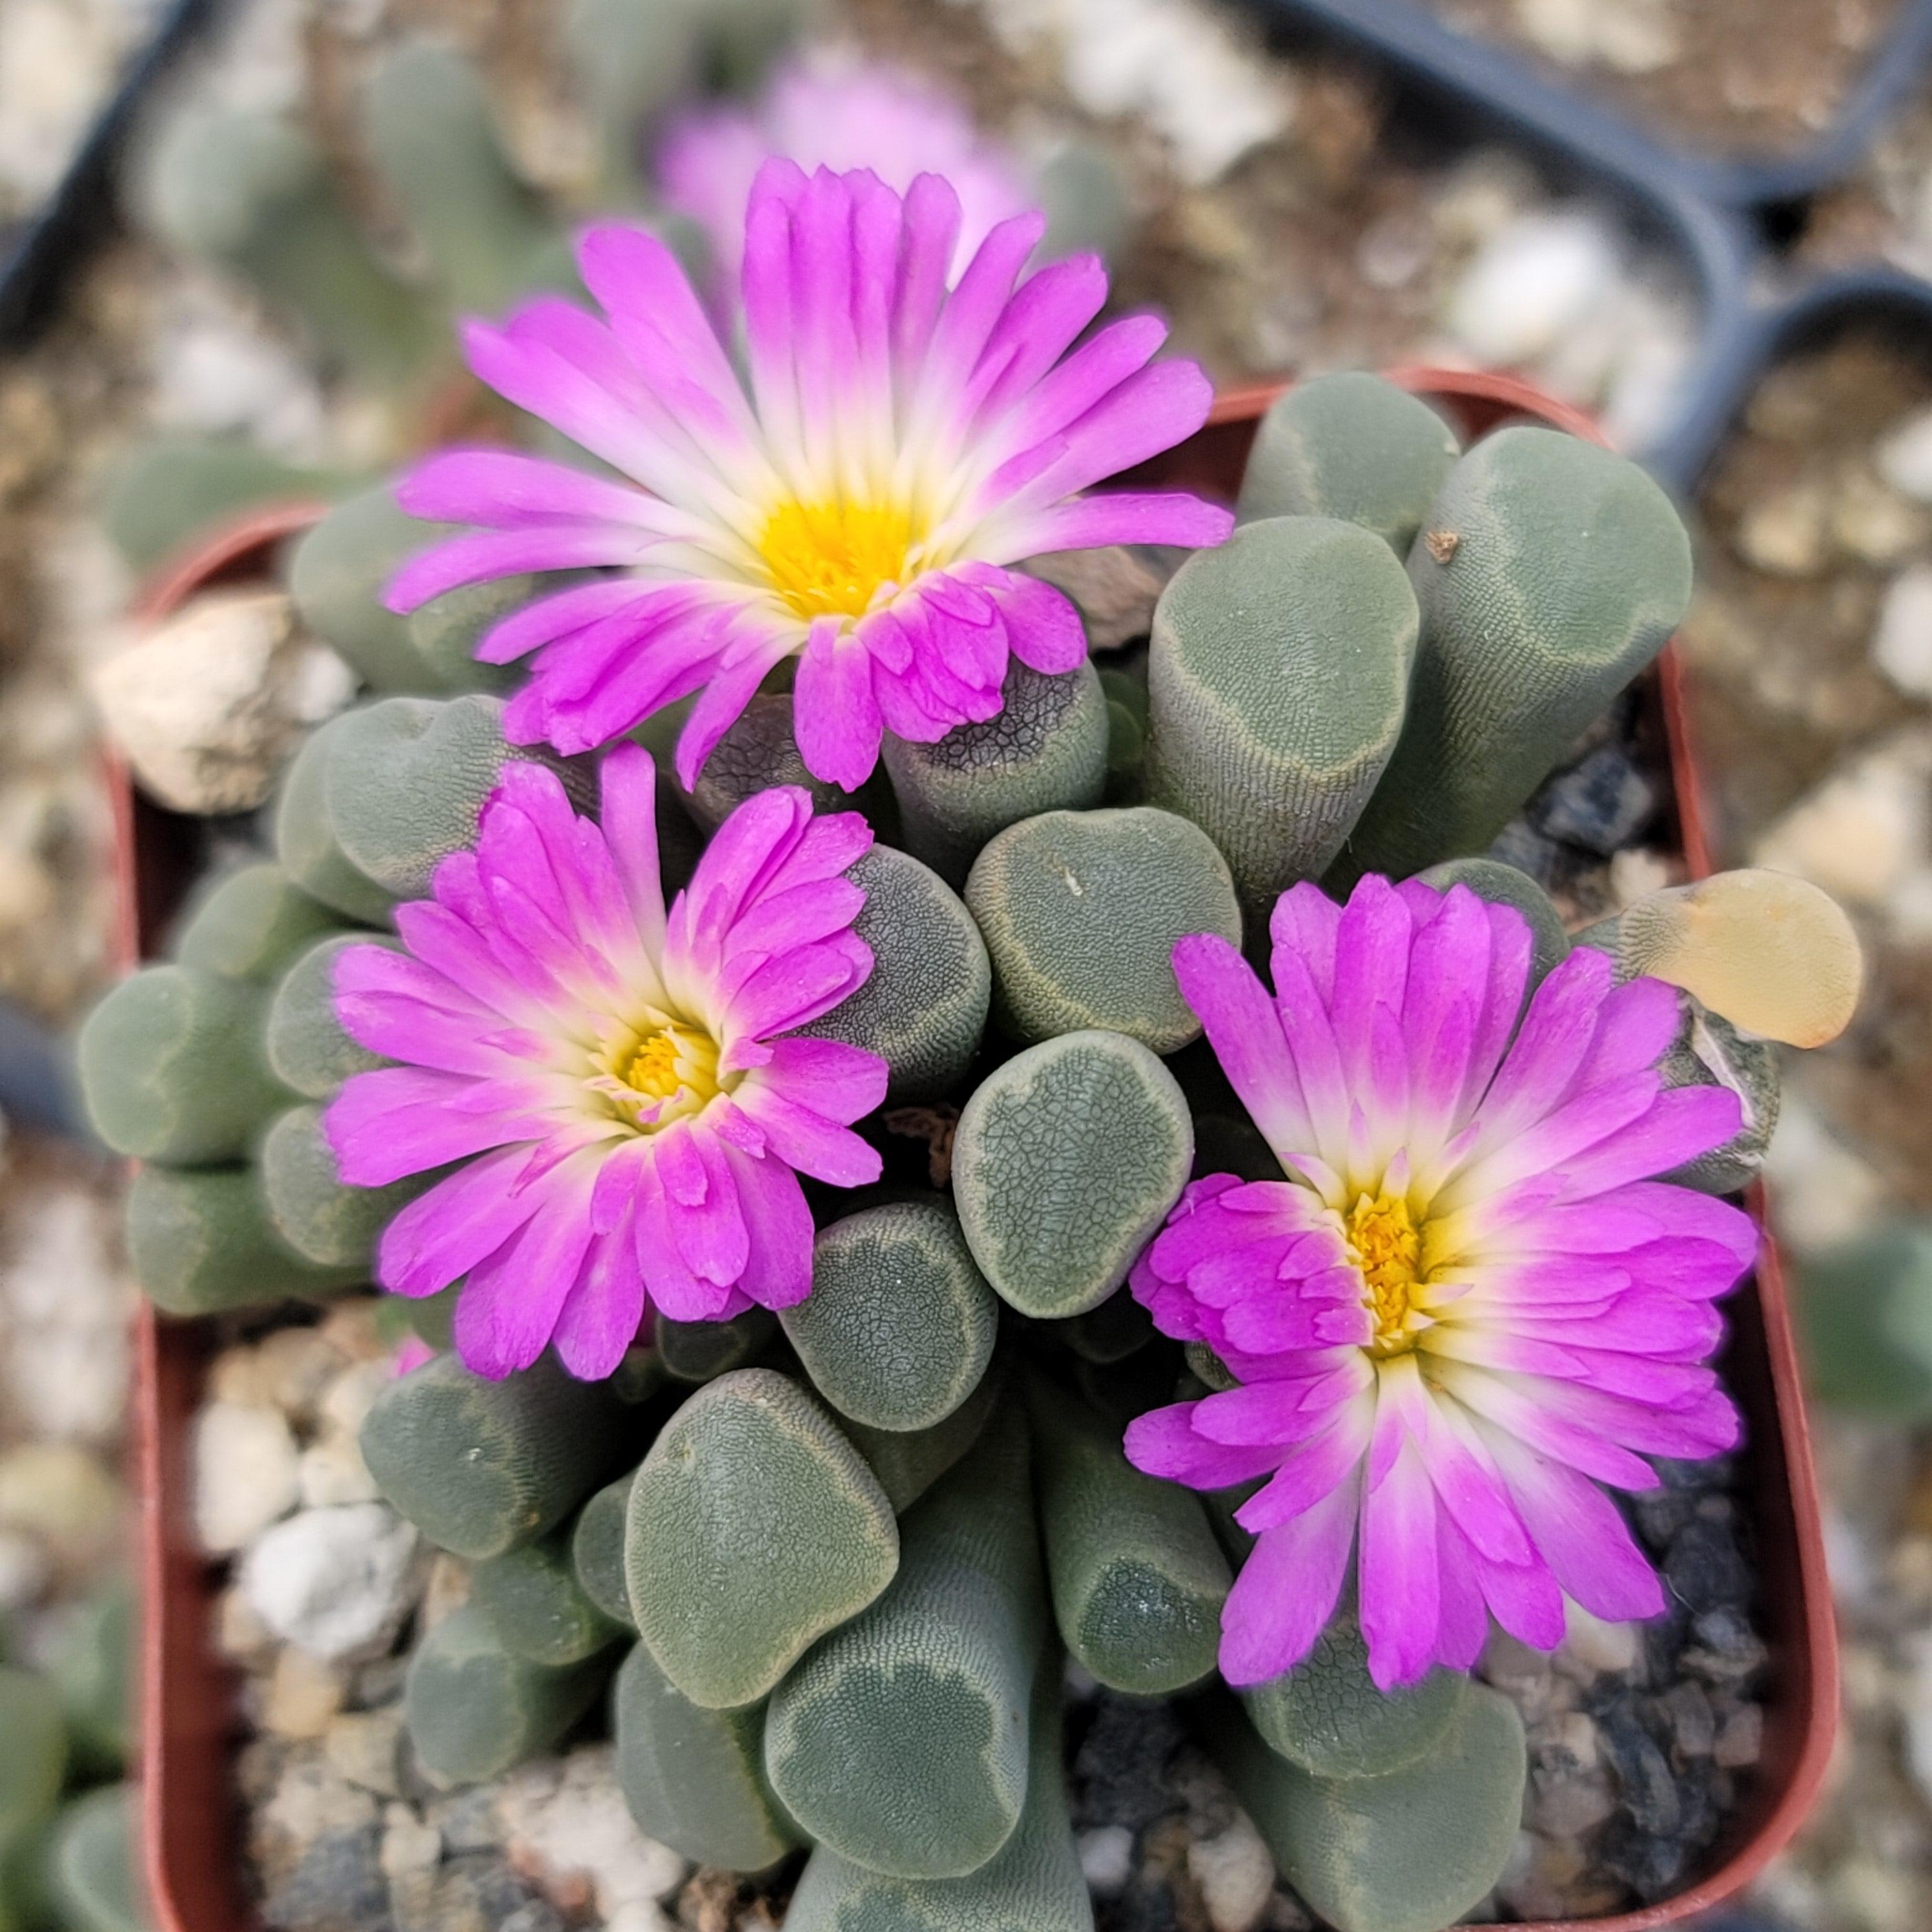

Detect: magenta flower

[657,55,1032,288]
[323,745,889,1382]
[383,161,1231,792]
[1125,876,1758,1690]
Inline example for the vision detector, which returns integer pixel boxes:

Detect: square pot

[119,379,1836,1932]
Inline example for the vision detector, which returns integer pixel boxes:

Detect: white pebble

[240,1504,420,1663]
[1078,1824,1135,1895]
[194,1402,300,1555]
[495,1745,686,1913]
[1874,566,1932,699]
[1448,211,1619,367]
[89,590,355,816]
[1878,406,1932,505]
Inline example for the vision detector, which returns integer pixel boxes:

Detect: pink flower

[324,745,889,1382]
[1125,876,1758,1690]
[657,54,1032,288]
[383,161,1230,792]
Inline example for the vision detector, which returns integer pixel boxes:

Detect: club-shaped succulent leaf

[1574,913,1782,1194]
[782,1202,999,1432]
[1598,868,1862,1048]
[289,487,450,695]
[41,1785,146,1932]
[1028,1384,1228,1695]
[405,577,536,696]
[783,1665,1091,1931]
[611,1639,802,1873]
[763,1417,1045,1879]
[48,1582,136,1777]
[1208,1682,1526,1932]
[799,846,992,1103]
[362,45,558,314]
[171,862,344,985]
[259,1104,426,1269]
[883,661,1109,887]
[0,1667,67,1852]
[571,1474,639,1632]
[404,1603,608,1787]
[1147,517,1418,909]
[654,1308,778,1383]
[274,724,402,925]
[140,112,434,385]
[361,1352,635,1561]
[683,692,858,830]
[625,1370,899,1709]
[123,1164,364,1314]
[1055,1290,1156,1365]
[1238,373,1461,555]
[77,966,289,1163]
[265,933,400,1100]
[1340,428,1693,882]
[470,1534,627,1667]
[1240,1612,1468,1781]
[102,437,347,574]
[1413,856,1570,987]
[953,1030,1193,1319]
[843,1365,1005,1514]
[965,807,1240,1052]
[1798,1223,1932,1419]
[322,695,581,901]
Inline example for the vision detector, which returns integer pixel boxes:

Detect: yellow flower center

[590,1015,725,1130]
[758,497,921,619]
[1346,1190,1428,1358]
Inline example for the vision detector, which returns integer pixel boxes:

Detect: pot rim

[119,371,1837,1932]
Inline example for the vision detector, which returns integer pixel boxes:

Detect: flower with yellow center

[1127,874,1759,1692]
[384,163,1230,794]
[325,748,890,1383]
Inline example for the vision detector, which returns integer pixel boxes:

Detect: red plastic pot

[119,379,1834,1932]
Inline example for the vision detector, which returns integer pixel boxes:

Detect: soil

[1423,0,1906,161]
[1679,330,1932,1213]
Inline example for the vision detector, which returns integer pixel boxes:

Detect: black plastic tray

[0,0,222,352]
[1256,0,1932,209]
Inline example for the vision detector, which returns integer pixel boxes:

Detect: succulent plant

[101,199,1856,1917]
[1339,426,1694,881]
[624,1370,901,1709]
[1146,516,1419,910]
[405,1603,608,1786]
[953,1030,1193,1319]
[763,1419,1045,1878]
[611,1638,802,1871]
[883,661,1111,887]
[782,1202,999,1432]
[361,1353,637,1562]
[1208,1682,1527,1932]
[1237,372,1461,555]
[965,807,1241,1051]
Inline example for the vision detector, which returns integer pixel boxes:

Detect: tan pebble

[262,1645,346,1740]
[1714,1703,1763,1769]
[215,1583,277,1663]
[422,1552,471,1628]
[318,1361,393,1439]
[318,1299,391,1364]
[254,1324,351,1424]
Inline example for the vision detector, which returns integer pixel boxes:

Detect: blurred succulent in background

[656,52,1033,284]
